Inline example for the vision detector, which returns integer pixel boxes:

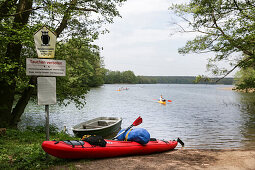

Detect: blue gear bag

[116,128,150,144]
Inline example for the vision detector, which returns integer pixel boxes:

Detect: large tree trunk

[0,81,16,128]
[10,77,37,127]
[0,0,32,128]
[55,0,77,37]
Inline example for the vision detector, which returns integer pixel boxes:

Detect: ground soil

[51,149,255,170]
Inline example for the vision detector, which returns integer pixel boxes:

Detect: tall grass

[0,126,81,169]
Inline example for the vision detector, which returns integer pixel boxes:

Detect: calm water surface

[19,84,255,149]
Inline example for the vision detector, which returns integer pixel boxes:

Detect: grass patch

[0,126,82,169]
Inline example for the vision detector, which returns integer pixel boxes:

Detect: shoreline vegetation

[104,71,234,85]
[219,86,255,93]
[0,127,79,169]
[1,128,254,170]
[104,70,255,93]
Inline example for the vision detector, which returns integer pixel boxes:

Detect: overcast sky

[96,0,236,77]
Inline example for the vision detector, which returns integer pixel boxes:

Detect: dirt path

[51,149,255,170]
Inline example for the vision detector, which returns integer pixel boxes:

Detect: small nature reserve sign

[34,26,56,58]
[26,58,66,76]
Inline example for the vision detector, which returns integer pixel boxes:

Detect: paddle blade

[168,100,172,102]
[132,116,142,126]
[177,138,184,147]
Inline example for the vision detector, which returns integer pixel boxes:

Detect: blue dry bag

[116,128,150,144]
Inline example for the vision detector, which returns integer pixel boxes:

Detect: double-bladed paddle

[112,116,143,140]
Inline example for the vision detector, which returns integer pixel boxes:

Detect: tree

[104,70,138,84]
[234,67,255,92]
[0,0,126,128]
[122,71,137,84]
[55,38,105,107]
[170,0,255,81]
[104,70,122,84]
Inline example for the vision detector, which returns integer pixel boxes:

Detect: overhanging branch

[0,6,44,17]
[74,7,98,13]
[216,57,252,82]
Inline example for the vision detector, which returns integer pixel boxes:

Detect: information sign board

[37,77,56,105]
[26,58,66,76]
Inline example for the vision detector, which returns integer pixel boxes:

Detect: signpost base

[45,105,49,141]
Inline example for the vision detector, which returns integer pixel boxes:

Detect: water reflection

[237,93,255,149]
[18,84,255,149]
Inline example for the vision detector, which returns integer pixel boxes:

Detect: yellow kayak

[158,100,166,105]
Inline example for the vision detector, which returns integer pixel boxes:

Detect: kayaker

[159,95,166,102]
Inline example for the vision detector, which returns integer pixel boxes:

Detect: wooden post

[45,104,50,141]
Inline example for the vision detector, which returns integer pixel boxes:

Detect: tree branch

[74,7,98,13]
[216,57,252,82]
[211,11,254,57]
[55,0,78,37]
[246,0,255,8]
[0,0,18,20]
[233,0,254,21]
[0,6,44,17]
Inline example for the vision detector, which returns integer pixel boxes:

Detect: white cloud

[110,28,171,45]
[95,0,235,77]
[120,0,170,15]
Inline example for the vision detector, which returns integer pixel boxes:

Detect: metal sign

[26,58,66,76]
[37,77,56,105]
[34,26,56,58]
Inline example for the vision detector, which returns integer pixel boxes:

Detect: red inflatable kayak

[42,139,179,159]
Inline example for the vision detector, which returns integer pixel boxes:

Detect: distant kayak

[158,100,166,105]
[117,88,128,91]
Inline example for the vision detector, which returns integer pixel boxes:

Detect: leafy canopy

[170,0,255,78]
[0,0,126,105]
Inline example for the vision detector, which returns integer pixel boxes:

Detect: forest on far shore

[137,76,233,84]
[104,70,234,85]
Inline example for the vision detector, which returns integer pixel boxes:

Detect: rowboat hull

[72,117,122,138]
[42,139,178,159]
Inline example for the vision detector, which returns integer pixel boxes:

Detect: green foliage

[234,67,255,91]
[26,125,59,135]
[137,76,157,84]
[55,38,105,108]
[0,0,123,98]
[137,76,233,84]
[0,0,127,127]
[104,71,233,84]
[122,71,138,83]
[104,70,138,84]
[0,127,80,169]
[170,0,255,76]
[194,75,210,84]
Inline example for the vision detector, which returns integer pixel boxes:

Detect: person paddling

[159,95,166,102]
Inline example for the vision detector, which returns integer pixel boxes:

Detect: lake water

[19,84,255,149]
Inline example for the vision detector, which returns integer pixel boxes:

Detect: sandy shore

[218,87,234,91]
[218,86,255,93]
[52,149,255,170]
